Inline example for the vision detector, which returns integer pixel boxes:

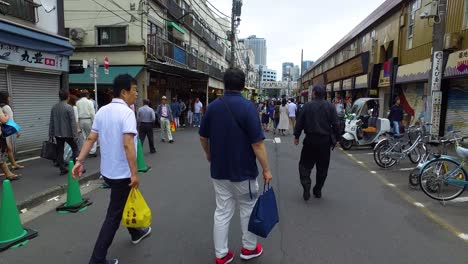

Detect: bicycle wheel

[376,142,398,168]
[408,168,420,189]
[408,144,426,164]
[419,158,466,201]
[373,140,388,167]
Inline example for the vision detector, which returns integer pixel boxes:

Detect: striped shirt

[137,105,155,123]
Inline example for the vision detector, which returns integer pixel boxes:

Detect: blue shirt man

[199,68,272,263]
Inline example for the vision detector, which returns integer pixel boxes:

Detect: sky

[207,0,386,79]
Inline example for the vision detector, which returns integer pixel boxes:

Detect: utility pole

[427,0,447,136]
[229,0,242,68]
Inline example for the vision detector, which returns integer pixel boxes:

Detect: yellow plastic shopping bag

[170,120,176,133]
[122,188,152,228]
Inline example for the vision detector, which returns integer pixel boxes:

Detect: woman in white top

[277,98,290,136]
[0,91,23,179]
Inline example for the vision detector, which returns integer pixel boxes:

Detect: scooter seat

[456,146,468,160]
[362,126,377,133]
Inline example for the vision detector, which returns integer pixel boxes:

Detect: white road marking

[400,168,415,171]
[16,156,41,163]
[414,202,425,208]
[20,208,28,214]
[458,233,468,240]
[357,161,363,164]
[347,154,353,157]
[274,137,281,144]
[47,196,60,202]
[366,152,374,155]
[387,183,396,187]
[370,171,377,174]
[450,197,468,203]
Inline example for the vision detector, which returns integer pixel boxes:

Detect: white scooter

[340,98,391,150]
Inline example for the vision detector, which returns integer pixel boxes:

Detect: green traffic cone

[0,180,38,252]
[56,161,92,214]
[137,139,151,173]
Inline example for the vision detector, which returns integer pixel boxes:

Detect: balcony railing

[167,0,182,19]
[148,34,224,80]
[4,0,37,23]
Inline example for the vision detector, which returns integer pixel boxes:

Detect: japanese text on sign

[431,51,443,91]
[0,42,69,72]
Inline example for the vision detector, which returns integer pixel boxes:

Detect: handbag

[248,184,279,238]
[1,119,21,138]
[41,137,57,161]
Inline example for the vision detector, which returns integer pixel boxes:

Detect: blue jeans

[393,121,400,136]
[193,113,201,126]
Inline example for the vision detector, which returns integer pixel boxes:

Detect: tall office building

[282,62,294,81]
[291,65,300,81]
[302,60,314,73]
[242,35,267,66]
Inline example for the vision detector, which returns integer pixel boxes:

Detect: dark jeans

[299,134,332,193]
[139,122,156,152]
[89,177,145,264]
[55,137,79,172]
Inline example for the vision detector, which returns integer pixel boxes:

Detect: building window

[407,0,420,49]
[97,26,127,46]
[464,0,468,29]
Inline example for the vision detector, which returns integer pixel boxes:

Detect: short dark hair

[223,68,245,91]
[0,91,9,106]
[313,84,326,99]
[143,99,150,106]
[113,74,137,98]
[59,90,70,101]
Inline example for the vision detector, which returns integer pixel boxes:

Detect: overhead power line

[205,0,231,19]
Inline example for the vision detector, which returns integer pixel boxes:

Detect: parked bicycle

[373,125,427,169]
[417,136,468,202]
[408,131,459,189]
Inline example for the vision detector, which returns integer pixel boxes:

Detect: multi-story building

[242,35,267,66]
[0,0,74,152]
[302,60,314,73]
[291,65,300,81]
[261,68,276,82]
[282,62,293,81]
[301,0,468,136]
[66,0,236,107]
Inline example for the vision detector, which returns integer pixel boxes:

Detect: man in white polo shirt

[73,74,151,264]
[287,98,297,132]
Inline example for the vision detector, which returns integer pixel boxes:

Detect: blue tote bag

[1,119,21,138]
[248,184,279,238]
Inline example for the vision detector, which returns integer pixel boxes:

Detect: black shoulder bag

[219,96,249,137]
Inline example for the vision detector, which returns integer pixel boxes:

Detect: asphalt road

[2,129,468,264]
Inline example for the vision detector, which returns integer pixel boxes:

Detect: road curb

[17,171,102,211]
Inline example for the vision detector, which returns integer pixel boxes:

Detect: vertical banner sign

[104,56,109,75]
[431,51,443,91]
[430,51,444,135]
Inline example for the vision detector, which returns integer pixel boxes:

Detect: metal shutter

[9,70,60,152]
[0,69,7,92]
[445,79,468,137]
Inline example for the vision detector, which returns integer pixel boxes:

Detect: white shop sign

[0,42,69,72]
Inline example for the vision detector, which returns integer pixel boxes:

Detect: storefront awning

[445,49,468,77]
[168,22,185,34]
[396,58,430,83]
[0,20,74,56]
[69,66,144,85]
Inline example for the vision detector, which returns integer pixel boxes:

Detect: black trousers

[55,137,79,173]
[299,134,332,193]
[89,177,144,264]
[138,122,155,152]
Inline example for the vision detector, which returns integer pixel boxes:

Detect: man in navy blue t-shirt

[199,68,272,264]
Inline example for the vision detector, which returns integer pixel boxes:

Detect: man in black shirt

[294,84,340,200]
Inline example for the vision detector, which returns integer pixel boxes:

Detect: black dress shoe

[150,150,156,154]
[303,189,311,201]
[169,140,174,143]
[60,170,68,176]
[313,188,322,199]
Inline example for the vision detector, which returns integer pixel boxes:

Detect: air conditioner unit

[69,28,86,41]
[444,32,462,51]
[420,0,438,19]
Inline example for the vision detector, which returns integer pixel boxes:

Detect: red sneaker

[215,251,234,264]
[240,244,263,260]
